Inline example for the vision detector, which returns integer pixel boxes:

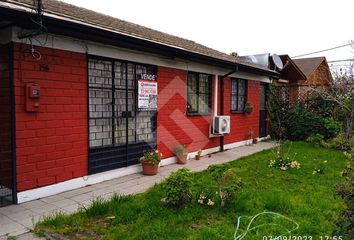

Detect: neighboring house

[268,55,332,103]
[292,57,333,101]
[0,0,278,205]
[270,55,307,103]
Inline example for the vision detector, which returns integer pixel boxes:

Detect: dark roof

[0,0,275,74]
[277,55,307,82]
[293,57,326,78]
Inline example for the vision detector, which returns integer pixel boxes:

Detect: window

[187,72,211,114]
[88,58,157,148]
[231,78,247,112]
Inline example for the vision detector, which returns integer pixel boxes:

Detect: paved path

[0,141,275,239]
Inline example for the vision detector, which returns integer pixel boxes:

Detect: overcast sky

[61,0,354,66]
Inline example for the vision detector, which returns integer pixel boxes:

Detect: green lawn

[36,142,347,239]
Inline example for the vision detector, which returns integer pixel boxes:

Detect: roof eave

[0,4,278,77]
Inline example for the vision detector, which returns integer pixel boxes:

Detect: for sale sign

[138,79,157,111]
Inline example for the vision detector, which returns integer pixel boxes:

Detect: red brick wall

[0,43,13,188]
[13,43,88,191]
[224,79,260,144]
[12,44,262,190]
[156,66,219,158]
[157,66,261,159]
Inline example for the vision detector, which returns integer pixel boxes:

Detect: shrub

[284,104,324,140]
[162,167,192,207]
[324,133,354,151]
[207,164,242,207]
[305,93,335,118]
[306,133,325,146]
[334,154,354,238]
[268,85,326,141]
[267,85,346,141]
[323,117,342,139]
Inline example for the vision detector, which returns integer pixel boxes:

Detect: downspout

[220,67,238,151]
[214,74,218,116]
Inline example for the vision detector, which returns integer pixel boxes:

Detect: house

[292,57,333,101]
[267,55,332,103]
[270,55,307,103]
[0,0,278,206]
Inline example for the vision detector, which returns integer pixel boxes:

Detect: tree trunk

[346,111,354,140]
[345,98,354,140]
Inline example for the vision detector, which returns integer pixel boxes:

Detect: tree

[307,51,354,141]
[318,61,354,140]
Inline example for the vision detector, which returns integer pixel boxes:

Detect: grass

[35,142,347,239]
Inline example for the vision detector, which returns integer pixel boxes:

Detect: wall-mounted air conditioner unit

[213,116,230,135]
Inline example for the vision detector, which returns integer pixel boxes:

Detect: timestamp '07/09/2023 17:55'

[262,236,343,240]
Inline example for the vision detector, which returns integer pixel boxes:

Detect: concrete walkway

[0,141,275,239]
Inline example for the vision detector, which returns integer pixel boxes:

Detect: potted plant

[140,149,162,175]
[173,145,188,164]
[195,149,202,160]
[243,102,253,114]
[253,138,258,144]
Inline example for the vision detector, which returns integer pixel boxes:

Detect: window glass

[88,58,157,148]
[231,78,247,112]
[187,72,211,114]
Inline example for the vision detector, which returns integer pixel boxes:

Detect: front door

[259,83,268,138]
[0,43,15,207]
[88,57,157,174]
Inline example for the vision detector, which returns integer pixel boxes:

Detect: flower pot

[195,155,200,160]
[253,138,258,144]
[177,155,187,164]
[141,161,159,175]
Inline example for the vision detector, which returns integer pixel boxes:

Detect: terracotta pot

[253,138,258,144]
[195,155,200,160]
[141,161,159,175]
[177,155,187,164]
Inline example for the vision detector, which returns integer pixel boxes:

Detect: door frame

[0,42,16,207]
[259,82,268,138]
[10,42,17,204]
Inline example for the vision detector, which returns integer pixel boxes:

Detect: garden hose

[234,211,299,240]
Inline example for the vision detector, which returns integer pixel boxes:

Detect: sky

[60,0,354,66]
